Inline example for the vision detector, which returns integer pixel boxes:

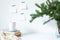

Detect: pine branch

[30,0,60,24]
[35,3,41,8]
[43,18,54,24]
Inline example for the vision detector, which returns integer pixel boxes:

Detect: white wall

[0,0,58,34]
[0,0,10,30]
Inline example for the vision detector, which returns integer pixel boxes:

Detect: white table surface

[21,32,60,40]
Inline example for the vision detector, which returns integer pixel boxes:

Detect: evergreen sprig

[30,0,60,24]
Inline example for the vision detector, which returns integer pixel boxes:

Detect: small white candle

[9,22,16,32]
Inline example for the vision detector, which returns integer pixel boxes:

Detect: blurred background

[0,0,59,40]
